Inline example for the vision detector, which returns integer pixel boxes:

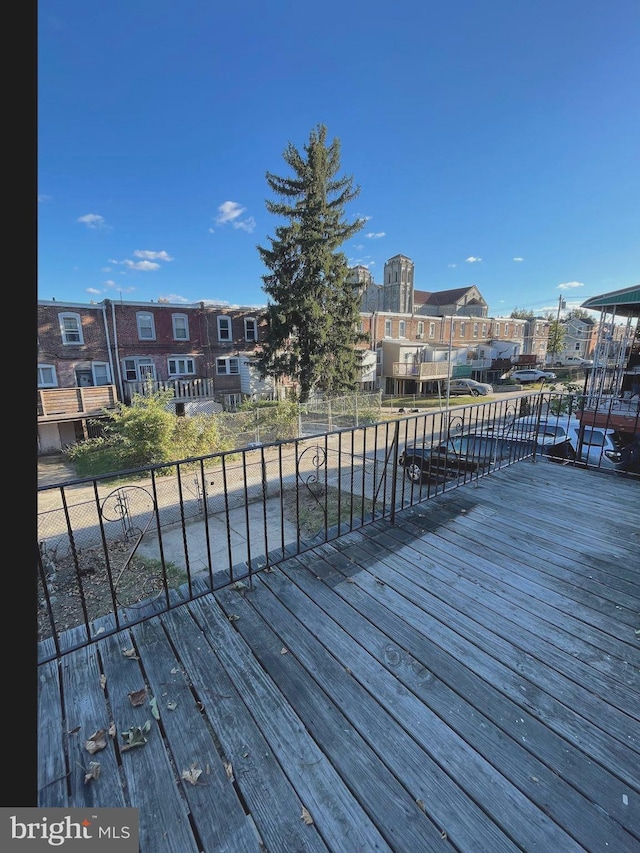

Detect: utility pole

[553,295,566,356]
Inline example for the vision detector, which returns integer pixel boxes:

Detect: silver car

[447,378,493,397]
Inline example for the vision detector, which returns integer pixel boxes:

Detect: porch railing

[36,392,638,663]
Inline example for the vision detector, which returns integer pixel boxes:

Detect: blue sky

[38,0,639,318]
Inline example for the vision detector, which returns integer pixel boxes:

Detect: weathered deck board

[268,549,638,851]
[373,513,638,693]
[187,595,393,853]
[37,462,640,851]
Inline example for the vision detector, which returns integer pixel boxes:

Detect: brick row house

[37,299,277,454]
[351,255,551,395]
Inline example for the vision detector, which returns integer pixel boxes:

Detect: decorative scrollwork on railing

[296,444,328,538]
[445,414,465,440]
[99,485,159,608]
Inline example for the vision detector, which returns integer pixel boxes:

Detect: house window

[384,319,392,337]
[92,363,111,386]
[216,357,239,375]
[504,323,509,336]
[376,346,382,364]
[417,321,424,338]
[495,323,501,336]
[38,364,58,387]
[168,357,195,376]
[398,320,406,337]
[482,323,487,337]
[473,323,478,338]
[136,312,156,341]
[429,322,435,339]
[244,317,257,342]
[59,312,83,345]
[217,315,232,341]
[460,322,466,337]
[172,313,189,341]
[575,342,581,351]
[123,358,156,382]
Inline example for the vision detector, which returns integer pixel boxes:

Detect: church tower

[383,255,414,313]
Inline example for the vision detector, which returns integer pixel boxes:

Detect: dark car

[399,433,537,483]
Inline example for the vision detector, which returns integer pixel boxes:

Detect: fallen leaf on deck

[108,722,116,738]
[224,762,234,781]
[227,614,240,622]
[416,799,425,812]
[301,807,314,825]
[99,674,106,690]
[167,700,177,711]
[128,688,147,707]
[280,647,288,655]
[121,721,151,751]
[150,696,160,720]
[85,730,107,754]
[181,764,203,785]
[122,647,139,660]
[84,761,101,784]
[231,581,247,591]
[68,726,80,735]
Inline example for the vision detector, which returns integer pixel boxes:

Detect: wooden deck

[37,461,640,852]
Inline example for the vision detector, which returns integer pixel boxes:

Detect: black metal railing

[37,392,639,662]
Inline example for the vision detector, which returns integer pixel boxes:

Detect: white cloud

[233,216,256,233]
[448,263,457,268]
[465,256,482,263]
[159,294,190,304]
[558,281,584,290]
[216,201,245,224]
[214,201,255,233]
[133,250,174,262]
[513,257,524,262]
[77,213,109,229]
[85,287,102,295]
[38,194,52,203]
[122,260,161,271]
[366,232,385,239]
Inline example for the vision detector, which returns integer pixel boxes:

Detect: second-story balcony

[124,377,217,404]
[392,362,453,380]
[37,385,118,422]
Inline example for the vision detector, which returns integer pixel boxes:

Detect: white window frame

[482,323,487,337]
[429,322,435,339]
[38,364,58,387]
[460,321,465,337]
[216,357,240,375]
[59,312,83,345]
[136,312,156,341]
[398,320,406,337]
[92,362,111,386]
[504,323,510,336]
[123,358,156,382]
[217,315,232,341]
[384,319,392,337]
[417,321,424,337]
[172,313,189,341]
[168,357,195,376]
[473,323,479,338]
[244,317,257,342]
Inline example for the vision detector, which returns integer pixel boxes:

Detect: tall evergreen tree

[256,124,366,402]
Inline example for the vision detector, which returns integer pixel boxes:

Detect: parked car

[447,378,493,397]
[399,433,536,483]
[552,356,594,367]
[505,415,640,472]
[510,369,557,383]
